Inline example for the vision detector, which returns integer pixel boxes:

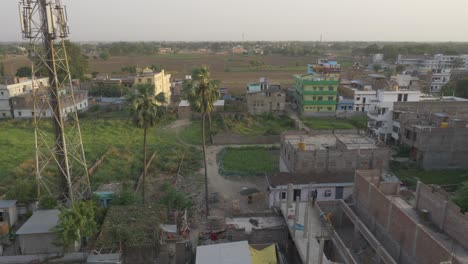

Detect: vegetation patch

[218,147,279,176]
[302,115,368,130]
[391,163,468,188]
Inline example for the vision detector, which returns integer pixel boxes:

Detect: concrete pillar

[440,200,448,230]
[412,225,420,257]
[303,204,309,238]
[305,232,311,264]
[386,200,393,230]
[293,198,300,237]
[414,181,421,209]
[318,237,325,264]
[286,183,293,208]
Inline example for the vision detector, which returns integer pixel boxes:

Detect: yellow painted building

[134,68,171,102]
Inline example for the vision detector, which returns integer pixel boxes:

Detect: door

[335,187,344,199]
[293,189,301,201]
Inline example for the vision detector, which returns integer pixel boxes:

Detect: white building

[341,80,378,112]
[266,172,354,208]
[428,68,451,94]
[10,90,89,119]
[0,77,49,118]
[367,89,422,142]
[397,54,468,71]
[372,53,384,63]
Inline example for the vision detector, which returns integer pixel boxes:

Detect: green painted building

[293,73,339,115]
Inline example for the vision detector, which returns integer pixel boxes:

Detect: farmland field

[218,147,279,176]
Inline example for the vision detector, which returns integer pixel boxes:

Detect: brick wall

[415,182,468,250]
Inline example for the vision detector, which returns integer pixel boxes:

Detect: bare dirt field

[90,53,320,94]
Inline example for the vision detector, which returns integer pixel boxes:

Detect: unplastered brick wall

[415,182,468,250]
[354,171,463,264]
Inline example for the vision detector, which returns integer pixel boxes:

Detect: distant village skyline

[1,0,468,42]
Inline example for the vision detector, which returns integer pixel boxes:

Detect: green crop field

[0,111,201,200]
[218,147,279,176]
[302,115,368,130]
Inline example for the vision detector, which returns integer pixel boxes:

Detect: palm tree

[186,66,220,217]
[128,84,166,203]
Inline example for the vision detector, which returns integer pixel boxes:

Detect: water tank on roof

[298,141,306,151]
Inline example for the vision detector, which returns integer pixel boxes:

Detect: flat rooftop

[16,209,59,235]
[226,216,284,233]
[284,134,378,151]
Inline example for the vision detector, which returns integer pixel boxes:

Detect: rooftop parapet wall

[415,182,468,250]
[354,170,466,264]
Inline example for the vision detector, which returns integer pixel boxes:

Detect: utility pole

[20,0,90,206]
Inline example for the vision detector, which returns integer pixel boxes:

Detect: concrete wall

[354,171,464,264]
[18,233,62,255]
[281,142,390,174]
[415,182,468,250]
[246,91,286,115]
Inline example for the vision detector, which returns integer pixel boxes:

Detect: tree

[0,62,4,76]
[452,57,465,69]
[185,66,220,217]
[159,183,192,218]
[396,64,406,74]
[453,181,468,213]
[99,52,110,60]
[62,41,89,80]
[128,84,166,203]
[373,64,382,73]
[54,201,98,249]
[15,66,32,77]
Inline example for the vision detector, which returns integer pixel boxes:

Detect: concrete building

[10,90,89,119]
[196,241,279,264]
[392,100,468,169]
[326,170,468,264]
[372,54,384,63]
[307,59,341,75]
[247,77,269,93]
[339,80,377,112]
[177,100,224,119]
[246,87,286,115]
[367,89,422,142]
[266,172,354,208]
[16,209,64,255]
[397,54,468,71]
[336,96,354,112]
[0,77,49,118]
[390,74,422,91]
[293,73,339,116]
[0,200,17,236]
[427,68,451,94]
[280,132,390,174]
[134,68,171,103]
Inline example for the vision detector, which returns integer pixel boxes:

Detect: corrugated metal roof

[16,209,60,235]
[0,200,16,209]
[196,241,252,264]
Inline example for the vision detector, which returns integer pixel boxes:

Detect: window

[31,111,35,116]
[319,87,324,91]
[363,97,366,104]
[327,96,333,101]
[324,190,332,197]
[327,107,332,111]
[328,86,334,91]
[356,97,361,101]
[403,94,408,101]
[281,192,286,200]
[1,113,6,118]
[397,94,403,102]
[318,96,323,101]
[277,93,282,96]
[18,111,22,117]
[138,78,142,83]
[0,92,3,96]
[393,126,399,133]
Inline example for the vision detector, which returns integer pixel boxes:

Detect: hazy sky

[2,0,468,42]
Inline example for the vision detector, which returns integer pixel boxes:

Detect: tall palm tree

[128,84,166,203]
[186,66,220,217]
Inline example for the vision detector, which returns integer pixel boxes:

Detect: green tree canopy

[15,66,32,77]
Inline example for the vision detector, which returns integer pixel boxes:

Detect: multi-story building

[0,77,49,119]
[392,99,468,169]
[134,68,171,102]
[307,59,341,74]
[427,68,451,94]
[246,87,286,115]
[339,80,377,112]
[397,54,468,70]
[367,89,422,142]
[280,132,390,174]
[293,73,339,116]
[246,77,269,93]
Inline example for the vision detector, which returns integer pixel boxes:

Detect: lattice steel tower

[19,0,90,205]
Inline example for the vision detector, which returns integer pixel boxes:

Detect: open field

[0,111,202,199]
[88,53,321,94]
[179,114,295,145]
[391,163,468,188]
[301,115,368,130]
[218,147,279,176]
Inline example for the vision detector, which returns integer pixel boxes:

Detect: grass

[218,147,279,176]
[226,66,307,72]
[391,163,468,188]
[0,111,201,199]
[179,114,295,145]
[302,115,368,130]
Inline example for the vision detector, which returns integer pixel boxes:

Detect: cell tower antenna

[19,0,90,206]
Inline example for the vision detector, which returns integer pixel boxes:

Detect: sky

[1,0,468,42]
